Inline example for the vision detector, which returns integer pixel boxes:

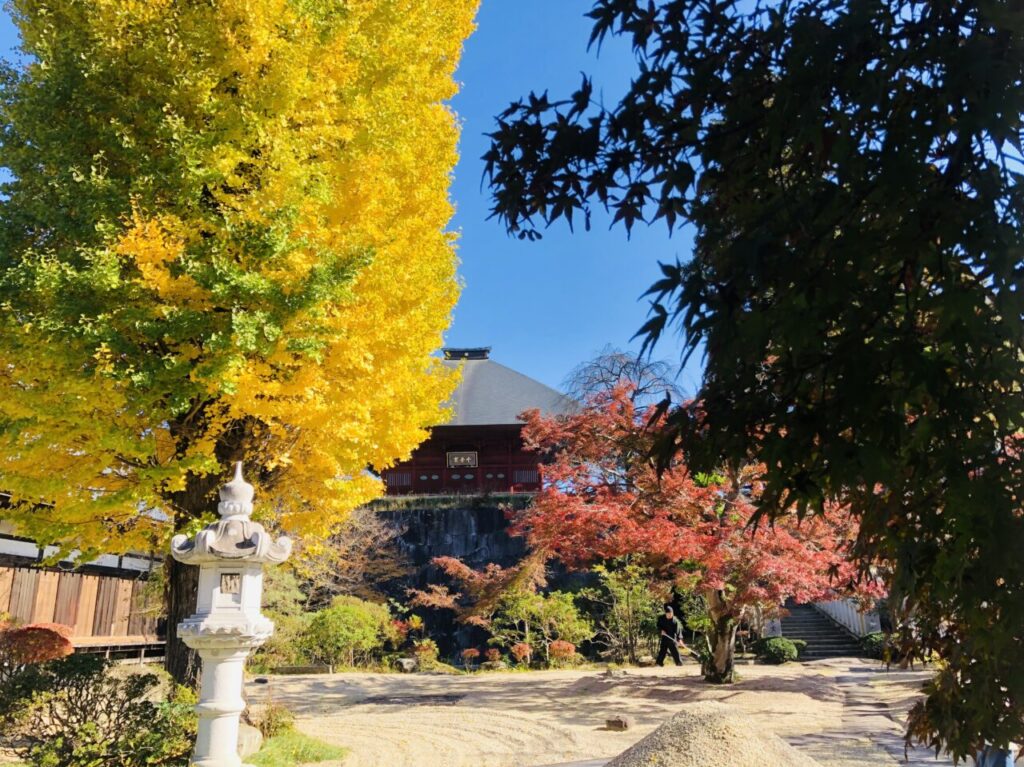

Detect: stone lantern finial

[218,461,255,518]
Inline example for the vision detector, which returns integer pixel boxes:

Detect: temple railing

[813,599,881,637]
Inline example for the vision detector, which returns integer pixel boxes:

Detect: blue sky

[0,1,703,395]
[447,1,702,393]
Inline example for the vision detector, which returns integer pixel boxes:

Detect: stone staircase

[781,603,864,659]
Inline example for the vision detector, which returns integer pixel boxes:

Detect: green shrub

[2,654,196,767]
[412,638,440,668]
[491,590,593,667]
[757,637,799,664]
[790,638,808,657]
[250,612,309,672]
[580,563,662,664]
[862,631,890,660]
[299,596,392,668]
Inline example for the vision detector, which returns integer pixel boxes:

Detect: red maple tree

[514,384,875,682]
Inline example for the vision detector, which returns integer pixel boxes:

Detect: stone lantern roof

[170,463,292,565]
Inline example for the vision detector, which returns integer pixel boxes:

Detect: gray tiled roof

[440,357,575,426]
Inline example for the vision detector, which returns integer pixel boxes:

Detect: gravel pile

[605,701,821,767]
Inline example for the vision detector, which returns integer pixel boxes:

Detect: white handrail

[813,599,881,637]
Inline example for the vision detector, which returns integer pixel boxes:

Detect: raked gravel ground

[245,658,958,767]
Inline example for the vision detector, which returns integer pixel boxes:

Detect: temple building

[381,347,574,496]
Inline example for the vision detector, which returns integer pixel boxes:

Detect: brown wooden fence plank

[0,567,14,615]
[74,576,98,638]
[9,569,38,623]
[54,573,82,628]
[128,580,145,635]
[92,578,118,636]
[31,570,59,623]
[111,579,133,637]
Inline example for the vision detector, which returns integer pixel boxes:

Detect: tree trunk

[703,590,738,684]
[161,415,251,687]
[163,467,227,687]
[165,555,201,687]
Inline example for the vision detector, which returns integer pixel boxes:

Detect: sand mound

[606,701,821,767]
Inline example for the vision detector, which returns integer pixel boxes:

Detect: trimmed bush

[757,637,799,664]
[549,640,577,663]
[299,596,391,668]
[862,631,890,660]
[790,638,808,657]
[0,622,74,670]
[250,612,309,672]
[0,622,76,725]
[510,642,532,665]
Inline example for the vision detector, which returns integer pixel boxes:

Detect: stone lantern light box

[171,462,292,767]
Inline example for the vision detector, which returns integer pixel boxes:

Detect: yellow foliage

[0,0,478,557]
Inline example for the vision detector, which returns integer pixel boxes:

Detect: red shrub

[510,642,532,664]
[549,640,576,660]
[390,619,410,642]
[461,647,481,663]
[484,648,501,663]
[0,622,74,672]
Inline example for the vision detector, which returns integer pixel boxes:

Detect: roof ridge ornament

[442,346,491,360]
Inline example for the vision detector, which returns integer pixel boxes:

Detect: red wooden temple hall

[381,348,575,495]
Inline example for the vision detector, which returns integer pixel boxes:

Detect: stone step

[783,627,851,633]
[781,605,865,659]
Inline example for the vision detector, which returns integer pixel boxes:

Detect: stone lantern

[171,462,292,767]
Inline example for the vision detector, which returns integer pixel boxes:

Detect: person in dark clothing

[656,603,684,667]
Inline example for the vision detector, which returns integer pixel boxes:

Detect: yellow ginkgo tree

[0,0,477,680]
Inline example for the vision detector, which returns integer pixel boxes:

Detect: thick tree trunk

[163,468,227,687]
[161,414,252,687]
[703,590,738,684]
[165,555,201,687]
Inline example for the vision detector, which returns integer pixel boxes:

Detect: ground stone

[395,657,417,673]
[606,701,821,767]
[237,722,263,759]
[605,714,634,731]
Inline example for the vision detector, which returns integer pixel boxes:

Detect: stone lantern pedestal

[171,463,292,767]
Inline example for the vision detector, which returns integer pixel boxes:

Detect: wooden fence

[0,565,161,647]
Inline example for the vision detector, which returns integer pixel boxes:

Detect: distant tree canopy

[563,344,682,408]
[485,0,1024,757]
